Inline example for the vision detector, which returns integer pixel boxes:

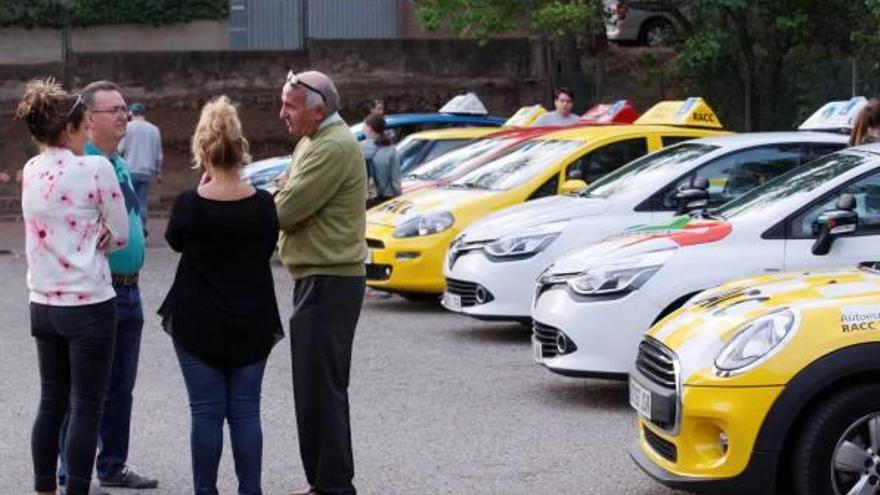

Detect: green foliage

[0,0,229,28]
[414,0,603,41]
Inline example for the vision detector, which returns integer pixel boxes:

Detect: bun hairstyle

[365,113,391,146]
[191,95,251,171]
[849,98,880,147]
[16,78,86,146]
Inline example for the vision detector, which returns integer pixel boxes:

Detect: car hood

[462,195,610,242]
[647,264,880,384]
[367,187,497,227]
[241,156,289,178]
[547,216,732,275]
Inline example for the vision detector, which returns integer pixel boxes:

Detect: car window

[396,138,432,174]
[421,139,470,163]
[528,174,560,200]
[788,170,880,238]
[662,135,697,147]
[565,138,648,183]
[809,142,847,160]
[716,150,876,220]
[405,138,515,181]
[654,144,807,210]
[583,143,719,199]
[450,139,584,191]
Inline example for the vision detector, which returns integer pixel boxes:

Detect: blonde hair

[16,78,86,145]
[191,95,251,170]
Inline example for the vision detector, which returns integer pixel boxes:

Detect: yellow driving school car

[630,262,880,495]
[396,126,502,175]
[365,97,729,296]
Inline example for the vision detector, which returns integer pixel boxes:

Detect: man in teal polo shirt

[58,81,157,492]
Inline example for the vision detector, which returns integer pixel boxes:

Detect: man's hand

[274,171,289,189]
[97,226,111,251]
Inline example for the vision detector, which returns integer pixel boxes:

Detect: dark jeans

[130,173,151,226]
[290,275,365,495]
[31,299,117,495]
[59,283,145,483]
[175,343,267,495]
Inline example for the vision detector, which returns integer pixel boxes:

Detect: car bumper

[365,223,452,294]
[442,250,547,321]
[532,287,662,375]
[630,372,783,494]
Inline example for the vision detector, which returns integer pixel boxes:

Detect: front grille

[636,337,677,389]
[366,238,385,249]
[366,264,392,281]
[644,426,677,462]
[533,320,559,358]
[445,278,479,307]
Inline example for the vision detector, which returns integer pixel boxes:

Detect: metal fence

[229,0,400,51]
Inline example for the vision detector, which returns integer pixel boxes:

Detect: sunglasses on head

[286,70,327,104]
[66,94,84,121]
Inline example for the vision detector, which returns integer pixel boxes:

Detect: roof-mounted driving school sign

[633,97,724,129]
[504,105,548,127]
[798,96,867,132]
[579,99,639,125]
[439,92,489,115]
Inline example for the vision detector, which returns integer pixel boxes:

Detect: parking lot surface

[0,222,686,494]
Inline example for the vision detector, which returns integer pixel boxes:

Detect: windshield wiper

[447,182,483,190]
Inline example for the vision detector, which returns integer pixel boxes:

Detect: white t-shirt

[533,112,582,127]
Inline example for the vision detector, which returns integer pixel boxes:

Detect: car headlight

[485,221,568,259]
[566,248,675,296]
[393,211,455,238]
[714,309,798,377]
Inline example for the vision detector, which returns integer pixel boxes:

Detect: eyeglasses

[91,105,128,115]
[66,94,83,121]
[286,70,327,104]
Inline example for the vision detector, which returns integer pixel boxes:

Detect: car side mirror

[675,176,709,215]
[811,193,858,256]
[568,169,584,181]
[560,179,588,195]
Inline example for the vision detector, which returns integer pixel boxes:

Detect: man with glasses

[59,81,158,493]
[275,70,367,495]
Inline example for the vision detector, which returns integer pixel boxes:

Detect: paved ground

[0,220,688,494]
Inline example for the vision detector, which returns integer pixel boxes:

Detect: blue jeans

[130,173,151,226]
[175,343,266,495]
[59,284,144,483]
[31,300,116,495]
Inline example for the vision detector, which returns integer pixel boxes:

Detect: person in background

[533,87,581,127]
[361,114,400,209]
[17,79,129,495]
[118,102,163,227]
[160,95,283,495]
[849,97,880,146]
[276,69,366,495]
[369,98,385,117]
[57,80,158,492]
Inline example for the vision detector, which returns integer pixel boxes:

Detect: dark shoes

[99,467,159,489]
[60,484,110,495]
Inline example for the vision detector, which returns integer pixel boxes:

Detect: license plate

[629,377,652,420]
[532,337,543,363]
[442,292,462,312]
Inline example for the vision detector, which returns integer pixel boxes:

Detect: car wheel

[639,18,675,47]
[792,383,880,495]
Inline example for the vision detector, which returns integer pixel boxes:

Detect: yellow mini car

[630,262,880,494]
[396,127,501,175]
[366,98,729,296]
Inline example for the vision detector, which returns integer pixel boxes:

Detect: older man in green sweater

[276,70,366,495]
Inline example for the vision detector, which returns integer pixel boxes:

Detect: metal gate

[229,0,305,50]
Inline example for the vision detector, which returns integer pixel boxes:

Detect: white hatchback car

[531,144,880,378]
[443,133,846,323]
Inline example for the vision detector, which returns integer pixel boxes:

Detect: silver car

[604,0,684,46]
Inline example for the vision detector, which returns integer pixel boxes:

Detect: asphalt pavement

[0,220,688,494]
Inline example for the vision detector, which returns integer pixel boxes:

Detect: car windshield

[449,139,584,191]
[405,138,516,181]
[715,150,877,219]
[580,143,719,198]
[396,137,432,173]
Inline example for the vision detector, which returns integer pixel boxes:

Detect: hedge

[0,0,229,28]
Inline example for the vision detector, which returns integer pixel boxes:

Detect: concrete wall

[0,21,228,64]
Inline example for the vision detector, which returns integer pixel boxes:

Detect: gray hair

[303,89,325,111]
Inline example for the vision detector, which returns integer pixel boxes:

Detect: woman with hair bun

[18,79,129,495]
[158,95,282,495]
[849,97,880,146]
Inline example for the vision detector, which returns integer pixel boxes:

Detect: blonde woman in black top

[159,96,282,495]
